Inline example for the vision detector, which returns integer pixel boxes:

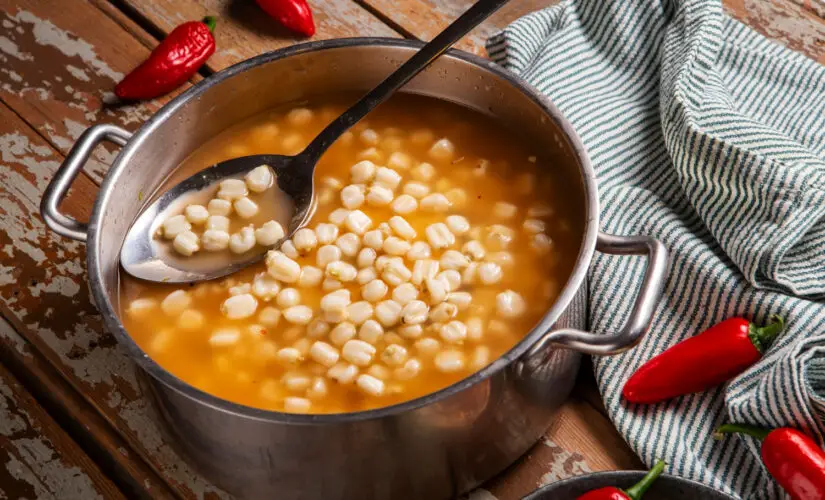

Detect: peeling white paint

[65,65,90,82]
[536,438,592,487]
[1,68,23,82]
[0,35,33,61]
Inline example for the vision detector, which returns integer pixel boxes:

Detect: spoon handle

[300,0,510,163]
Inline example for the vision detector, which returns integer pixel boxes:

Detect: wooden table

[0,0,824,498]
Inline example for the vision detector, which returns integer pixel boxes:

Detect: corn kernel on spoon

[120,0,509,284]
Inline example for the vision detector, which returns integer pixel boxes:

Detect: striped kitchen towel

[488,0,825,498]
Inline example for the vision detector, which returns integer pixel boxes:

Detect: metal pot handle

[525,232,669,357]
[40,124,132,242]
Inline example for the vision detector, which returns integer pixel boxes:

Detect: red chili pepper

[716,424,825,500]
[577,460,666,500]
[622,315,784,404]
[255,0,315,37]
[115,17,216,101]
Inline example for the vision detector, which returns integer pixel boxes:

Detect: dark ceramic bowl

[524,471,737,499]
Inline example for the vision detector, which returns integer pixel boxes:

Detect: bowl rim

[522,471,738,499]
[88,37,600,424]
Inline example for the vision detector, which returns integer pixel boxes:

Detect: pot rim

[88,37,599,424]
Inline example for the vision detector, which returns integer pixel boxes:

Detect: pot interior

[92,39,596,417]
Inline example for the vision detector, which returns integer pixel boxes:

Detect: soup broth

[120,95,581,414]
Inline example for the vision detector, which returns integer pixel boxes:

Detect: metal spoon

[121,0,509,283]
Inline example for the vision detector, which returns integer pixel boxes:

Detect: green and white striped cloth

[488,0,825,498]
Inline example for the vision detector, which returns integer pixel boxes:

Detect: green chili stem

[624,460,666,500]
[202,16,217,32]
[714,423,771,441]
[748,314,784,354]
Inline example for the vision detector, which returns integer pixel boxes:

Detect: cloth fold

[488,1,825,498]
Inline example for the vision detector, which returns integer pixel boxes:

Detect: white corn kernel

[447,292,472,310]
[356,374,385,396]
[391,194,418,215]
[310,341,340,367]
[252,274,281,300]
[435,350,465,372]
[446,215,470,235]
[415,338,441,356]
[411,162,436,181]
[401,300,429,325]
[438,270,462,291]
[462,262,478,284]
[209,328,241,347]
[280,239,299,259]
[127,298,156,317]
[206,215,230,232]
[430,302,458,323]
[277,347,303,365]
[440,320,467,343]
[411,259,439,286]
[283,305,313,324]
[315,223,339,245]
[326,261,357,282]
[375,300,402,327]
[493,202,517,219]
[327,362,359,384]
[284,397,311,413]
[254,221,285,246]
[328,208,351,226]
[424,277,448,305]
[486,224,515,249]
[363,230,384,249]
[394,358,421,380]
[307,319,331,338]
[360,128,379,146]
[428,138,455,161]
[383,236,411,256]
[344,210,372,235]
[282,372,312,392]
[426,223,455,249]
[523,219,545,234]
[307,377,328,399]
[403,181,430,199]
[420,193,451,212]
[298,266,323,288]
[177,309,204,330]
[335,233,361,257]
[342,339,377,366]
[317,244,342,268]
[398,324,423,339]
[185,205,209,225]
[406,241,432,260]
[357,267,378,285]
[479,262,503,285]
[388,216,416,240]
[445,188,467,208]
[358,320,384,344]
[293,228,318,253]
[287,107,313,125]
[471,346,491,370]
[258,306,281,326]
[342,300,372,326]
[362,279,389,303]
[173,231,200,256]
[322,176,344,191]
[320,289,350,322]
[375,255,392,273]
[217,179,248,201]
[487,251,514,268]
[382,258,412,287]
[531,234,553,254]
[381,344,408,366]
[228,283,251,296]
[276,288,301,308]
[496,290,526,318]
[374,166,402,190]
[366,185,394,206]
[229,227,256,254]
[245,165,274,192]
[161,290,191,316]
[466,317,484,340]
[357,248,377,268]
[233,197,259,219]
[341,185,365,209]
[440,250,470,270]
[162,215,191,239]
[351,160,376,183]
[207,199,232,216]
[463,240,486,261]
[387,151,412,170]
[221,293,258,319]
[392,283,418,305]
[330,322,357,346]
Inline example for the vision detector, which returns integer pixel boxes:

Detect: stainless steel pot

[41,38,668,500]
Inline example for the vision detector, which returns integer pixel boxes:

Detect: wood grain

[0,101,227,498]
[0,0,191,183]
[0,352,124,500]
[115,0,399,73]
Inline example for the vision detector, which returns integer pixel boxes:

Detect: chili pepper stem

[748,315,784,354]
[623,460,666,500]
[202,16,217,32]
[714,423,771,441]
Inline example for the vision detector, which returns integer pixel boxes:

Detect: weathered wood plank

[0,353,124,500]
[0,0,191,183]
[116,0,400,73]
[785,0,825,19]
[0,102,227,498]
